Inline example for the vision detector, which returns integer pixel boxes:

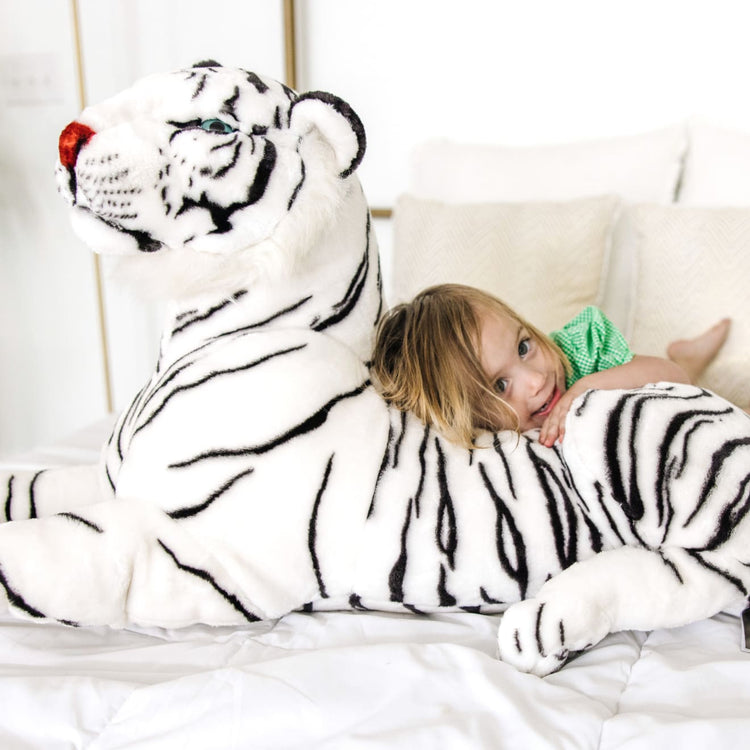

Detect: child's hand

[538,384,584,447]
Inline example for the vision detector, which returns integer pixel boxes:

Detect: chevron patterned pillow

[392,194,619,333]
[626,203,750,407]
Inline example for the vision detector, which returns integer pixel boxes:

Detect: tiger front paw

[497,596,611,677]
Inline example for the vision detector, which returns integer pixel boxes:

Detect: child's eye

[200,118,236,134]
[518,338,531,357]
[494,378,508,393]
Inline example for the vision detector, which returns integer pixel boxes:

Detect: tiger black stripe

[392,410,408,468]
[479,587,504,605]
[115,383,150,460]
[189,72,208,98]
[312,219,370,333]
[389,497,413,602]
[243,139,276,207]
[56,513,104,534]
[624,394,663,523]
[169,381,370,468]
[308,455,334,599]
[604,393,630,509]
[492,438,517,499]
[684,549,748,594]
[374,257,384,324]
[28,471,43,519]
[135,344,307,435]
[591,481,630,546]
[124,227,162,253]
[4,475,13,521]
[437,564,457,607]
[333,217,370,310]
[687,437,750,526]
[104,462,116,494]
[581,515,604,554]
[243,70,270,94]
[676,406,731,476]
[349,593,371,611]
[168,467,255,520]
[214,295,312,340]
[0,564,46,619]
[412,426,430,517]
[157,539,260,622]
[535,602,547,656]
[658,551,684,583]
[367,421,395,519]
[287,159,305,211]
[478,462,529,600]
[214,141,242,179]
[167,119,202,138]
[175,307,199,322]
[434,439,457,570]
[172,290,247,335]
[703,472,750,550]
[219,86,240,120]
[526,443,578,570]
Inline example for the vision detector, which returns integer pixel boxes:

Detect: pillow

[392,194,620,334]
[626,204,750,407]
[409,126,686,204]
[678,120,750,206]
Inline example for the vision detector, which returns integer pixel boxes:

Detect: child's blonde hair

[371,284,569,448]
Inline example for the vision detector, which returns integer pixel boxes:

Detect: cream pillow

[392,194,620,334]
[626,204,750,406]
[409,127,686,204]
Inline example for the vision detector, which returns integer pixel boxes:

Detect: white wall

[300,0,750,207]
[3,0,750,456]
[0,0,106,457]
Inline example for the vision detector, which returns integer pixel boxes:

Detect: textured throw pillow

[678,120,750,206]
[392,194,620,334]
[409,127,686,204]
[626,204,750,407]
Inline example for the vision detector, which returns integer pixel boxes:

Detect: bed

[3,114,750,747]
[1,422,749,749]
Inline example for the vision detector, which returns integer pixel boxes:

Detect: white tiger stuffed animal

[1,62,749,678]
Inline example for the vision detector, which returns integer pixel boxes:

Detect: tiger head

[56,61,367,297]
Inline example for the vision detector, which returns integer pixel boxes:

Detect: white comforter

[1,610,748,749]
[1,422,748,750]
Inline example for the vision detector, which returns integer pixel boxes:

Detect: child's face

[478,309,566,432]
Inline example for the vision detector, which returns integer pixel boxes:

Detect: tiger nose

[59,121,96,169]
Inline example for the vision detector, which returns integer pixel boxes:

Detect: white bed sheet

[1,422,749,749]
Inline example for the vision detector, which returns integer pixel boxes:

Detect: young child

[371,283,730,449]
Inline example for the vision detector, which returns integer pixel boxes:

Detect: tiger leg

[0,498,267,627]
[0,465,109,523]
[497,545,749,677]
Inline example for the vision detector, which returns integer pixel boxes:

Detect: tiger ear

[289,91,366,178]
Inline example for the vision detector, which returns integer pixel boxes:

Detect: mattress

[1,421,749,749]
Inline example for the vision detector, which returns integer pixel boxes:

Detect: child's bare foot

[667,318,731,382]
